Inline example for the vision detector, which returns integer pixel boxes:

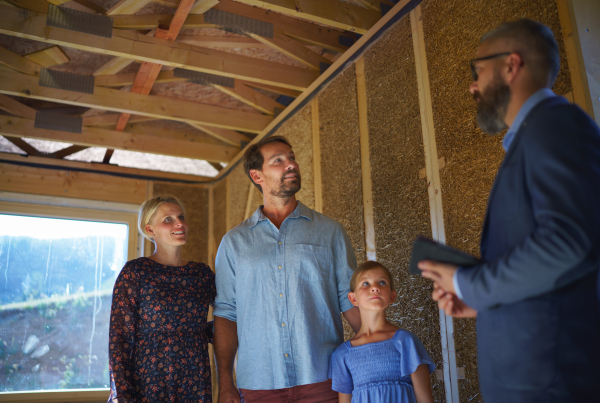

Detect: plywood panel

[152,182,209,265]
[363,14,444,401]
[421,0,572,401]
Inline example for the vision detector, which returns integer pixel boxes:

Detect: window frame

[0,199,139,402]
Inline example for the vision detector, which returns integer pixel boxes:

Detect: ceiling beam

[0,5,317,90]
[0,94,37,119]
[94,70,184,87]
[0,115,240,162]
[213,81,285,115]
[51,144,88,159]
[0,70,273,133]
[188,123,252,147]
[112,14,217,29]
[82,113,156,126]
[241,81,301,98]
[176,35,269,49]
[0,151,213,182]
[249,32,330,71]
[2,135,39,155]
[228,0,380,33]
[0,45,42,76]
[24,46,69,68]
[93,56,136,76]
[107,0,153,15]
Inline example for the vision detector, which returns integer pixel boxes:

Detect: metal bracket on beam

[47,4,113,38]
[35,111,83,134]
[39,68,95,94]
[204,9,274,38]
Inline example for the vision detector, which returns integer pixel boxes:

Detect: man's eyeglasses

[469,52,513,81]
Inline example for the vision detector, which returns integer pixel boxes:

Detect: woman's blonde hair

[138,195,185,241]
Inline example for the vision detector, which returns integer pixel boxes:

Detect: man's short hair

[481,19,560,87]
[242,135,292,193]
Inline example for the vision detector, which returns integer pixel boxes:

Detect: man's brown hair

[350,260,396,292]
[242,135,292,193]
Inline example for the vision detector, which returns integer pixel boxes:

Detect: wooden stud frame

[410,5,458,403]
[355,56,376,261]
[311,97,323,214]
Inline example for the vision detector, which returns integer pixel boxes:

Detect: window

[0,200,138,400]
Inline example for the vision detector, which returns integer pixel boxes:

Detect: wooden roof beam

[112,14,217,30]
[228,0,380,34]
[0,115,240,162]
[213,81,285,115]
[0,151,213,182]
[2,135,39,155]
[188,123,253,147]
[0,94,37,119]
[0,70,273,133]
[82,113,156,127]
[24,46,69,68]
[0,45,41,76]
[0,5,317,90]
[249,32,330,71]
[107,0,153,15]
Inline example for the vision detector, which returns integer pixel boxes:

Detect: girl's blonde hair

[350,261,395,292]
[138,195,185,241]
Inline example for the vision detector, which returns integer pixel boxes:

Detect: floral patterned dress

[108,257,216,403]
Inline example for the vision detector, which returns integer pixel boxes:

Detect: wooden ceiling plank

[0,151,213,182]
[24,46,69,68]
[2,135,39,155]
[227,0,379,33]
[107,0,153,15]
[0,94,37,119]
[249,32,330,71]
[0,45,41,76]
[0,115,240,162]
[189,123,252,147]
[213,81,285,115]
[0,70,273,133]
[213,0,350,53]
[0,5,317,90]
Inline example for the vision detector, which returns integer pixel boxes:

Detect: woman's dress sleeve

[108,263,139,402]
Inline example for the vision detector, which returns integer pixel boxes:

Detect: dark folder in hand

[409,236,480,275]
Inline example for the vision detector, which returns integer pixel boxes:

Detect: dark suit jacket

[456,96,600,402]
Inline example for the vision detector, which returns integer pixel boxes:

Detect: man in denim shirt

[214,135,361,403]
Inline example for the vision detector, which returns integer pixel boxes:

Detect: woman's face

[145,202,188,247]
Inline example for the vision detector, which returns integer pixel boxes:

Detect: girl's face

[348,268,397,311]
[145,203,188,247]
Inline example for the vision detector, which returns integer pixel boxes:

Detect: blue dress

[329,329,435,403]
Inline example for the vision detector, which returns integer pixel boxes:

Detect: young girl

[329,261,435,403]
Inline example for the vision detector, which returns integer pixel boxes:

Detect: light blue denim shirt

[453,88,557,299]
[214,201,356,390]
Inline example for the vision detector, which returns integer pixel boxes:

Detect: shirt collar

[502,88,556,152]
[248,200,312,228]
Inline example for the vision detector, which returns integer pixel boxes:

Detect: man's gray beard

[271,176,301,198]
[476,72,511,134]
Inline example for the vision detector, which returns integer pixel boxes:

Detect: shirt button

[278,265,282,269]
[278,241,282,245]
[285,353,289,357]
[282,323,285,327]
[279,293,283,297]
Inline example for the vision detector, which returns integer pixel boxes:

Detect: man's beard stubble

[270,170,301,198]
[474,71,511,135]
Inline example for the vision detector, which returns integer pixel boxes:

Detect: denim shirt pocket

[294,244,331,282]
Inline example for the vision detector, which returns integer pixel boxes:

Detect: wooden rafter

[0,45,41,76]
[0,70,273,133]
[0,5,317,90]
[24,46,69,68]
[94,70,184,87]
[228,0,380,33]
[188,123,252,147]
[82,113,156,127]
[112,14,217,30]
[249,32,330,71]
[0,151,213,182]
[176,35,268,49]
[241,81,301,98]
[213,81,285,115]
[107,0,153,15]
[93,56,136,76]
[0,94,37,119]
[0,115,240,162]
[2,135,39,155]
[52,145,88,159]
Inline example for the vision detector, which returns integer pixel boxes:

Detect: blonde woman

[108,195,215,402]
